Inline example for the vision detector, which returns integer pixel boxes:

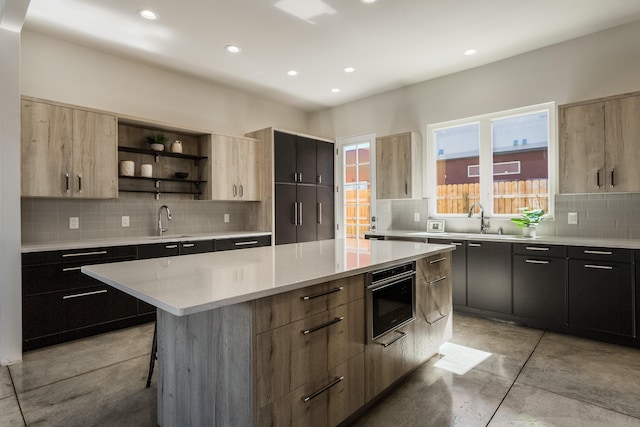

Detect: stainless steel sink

[146,234,193,240]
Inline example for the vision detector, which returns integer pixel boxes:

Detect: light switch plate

[224,213,230,223]
[568,212,578,225]
[121,216,130,227]
[69,217,79,229]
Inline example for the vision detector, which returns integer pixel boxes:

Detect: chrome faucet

[468,202,488,234]
[158,205,172,236]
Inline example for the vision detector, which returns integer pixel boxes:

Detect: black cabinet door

[513,254,566,325]
[296,184,317,243]
[274,131,297,183]
[316,140,334,186]
[179,240,214,255]
[296,136,317,185]
[316,185,335,241]
[23,292,64,340]
[275,183,297,245]
[568,259,633,336]
[467,241,512,314]
[62,285,137,331]
[138,242,180,259]
[430,239,467,306]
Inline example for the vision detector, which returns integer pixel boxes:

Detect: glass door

[336,134,376,240]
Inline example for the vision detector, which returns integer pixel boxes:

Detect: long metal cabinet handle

[430,257,447,264]
[234,240,258,246]
[62,250,108,258]
[78,174,82,193]
[182,243,195,248]
[293,203,298,225]
[380,330,406,347]
[611,169,615,187]
[301,316,344,335]
[452,242,463,246]
[584,250,613,255]
[317,203,322,224]
[318,175,322,184]
[525,246,550,251]
[468,243,482,247]
[165,245,178,249]
[62,266,83,272]
[302,376,344,402]
[584,264,613,270]
[239,184,244,197]
[301,286,344,300]
[299,202,303,225]
[65,173,70,192]
[63,289,108,299]
[526,259,550,265]
[299,172,303,182]
[429,276,447,285]
[596,169,600,188]
[233,184,237,197]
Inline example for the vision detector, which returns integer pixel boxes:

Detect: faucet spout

[158,205,172,236]
[468,203,488,234]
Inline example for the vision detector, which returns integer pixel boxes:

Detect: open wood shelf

[117,146,208,162]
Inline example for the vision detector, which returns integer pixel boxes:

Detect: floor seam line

[484,329,546,426]
[7,367,28,426]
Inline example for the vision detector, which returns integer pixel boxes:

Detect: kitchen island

[82,238,455,426]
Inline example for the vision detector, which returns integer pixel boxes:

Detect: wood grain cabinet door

[234,136,261,200]
[21,100,74,197]
[376,133,411,199]
[604,94,640,192]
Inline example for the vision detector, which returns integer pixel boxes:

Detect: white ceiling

[23,0,640,112]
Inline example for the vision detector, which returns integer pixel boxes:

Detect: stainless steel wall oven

[366,261,416,343]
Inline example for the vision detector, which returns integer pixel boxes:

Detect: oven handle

[379,330,407,347]
[368,270,416,290]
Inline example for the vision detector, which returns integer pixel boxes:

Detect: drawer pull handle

[63,289,108,299]
[62,266,83,272]
[468,243,482,247]
[429,257,447,264]
[427,314,447,325]
[380,330,406,347]
[584,250,613,255]
[526,260,549,265]
[62,250,108,258]
[302,376,344,403]
[301,316,344,335]
[182,243,195,248]
[452,242,463,246]
[584,264,613,270]
[165,245,178,249]
[525,246,550,251]
[429,276,447,285]
[301,286,344,300]
[234,240,258,246]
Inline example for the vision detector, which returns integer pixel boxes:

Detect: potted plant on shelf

[145,134,169,151]
[510,207,544,238]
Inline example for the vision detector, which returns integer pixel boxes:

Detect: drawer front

[290,282,348,323]
[61,285,137,331]
[423,253,451,282]
[567,246,632,263]
[513,243,566,258]
[22,245,137,266]
[179,240,214,255]
[214,235,271,251]
[138,242,180,259]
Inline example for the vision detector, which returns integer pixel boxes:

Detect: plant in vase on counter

[511,207,544,237]
[145,134,169,151]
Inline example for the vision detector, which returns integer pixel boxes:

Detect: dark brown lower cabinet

[513,254,566,325]
[466,241,512,314]
[275,183,323,244]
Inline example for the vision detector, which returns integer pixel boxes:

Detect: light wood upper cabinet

[559,92,640,193]
[21,99,117,198]
[207,134,261,201]
[376,131,422,199]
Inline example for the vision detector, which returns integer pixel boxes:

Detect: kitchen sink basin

[146,234,193,240]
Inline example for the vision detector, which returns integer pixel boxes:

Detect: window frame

[426,102,557,219]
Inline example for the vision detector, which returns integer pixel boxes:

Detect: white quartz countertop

[82,238,454,316]
[365,230,640,249]
[21,231,272,253]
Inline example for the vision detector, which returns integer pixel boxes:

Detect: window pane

[435,124,480,214]
[492,112,549,215]
[342,142,371,239]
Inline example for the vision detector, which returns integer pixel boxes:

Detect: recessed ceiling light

[225,45,241,53]
[287,70,298,76]
[344,66,355,73]
[138,9,158,20]
[362,0,376,3]
[464,49,477,56]
[331,88,341,93]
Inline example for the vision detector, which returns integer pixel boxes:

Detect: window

[340,137,375,239]
[428,103,556,217]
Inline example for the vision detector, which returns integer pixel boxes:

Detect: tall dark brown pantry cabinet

[274,131,335,245]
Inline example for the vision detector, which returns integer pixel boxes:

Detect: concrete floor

[1,313,639,426]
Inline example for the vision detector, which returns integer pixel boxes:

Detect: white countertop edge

[366,231,640,249]
[82,243,455,317]
[22,231,272,253]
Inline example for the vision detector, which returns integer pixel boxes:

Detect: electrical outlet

[69,217,79,229]
[224,213,230,223]
[413,212,420,222]
[121,216,130,227]
[568,212,578,225]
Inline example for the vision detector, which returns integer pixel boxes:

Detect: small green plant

[145,134,168,145]
[510,207,544,228]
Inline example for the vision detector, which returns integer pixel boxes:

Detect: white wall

[0,26,25,364]
[308,20,640,140]
[20,31,309,136]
